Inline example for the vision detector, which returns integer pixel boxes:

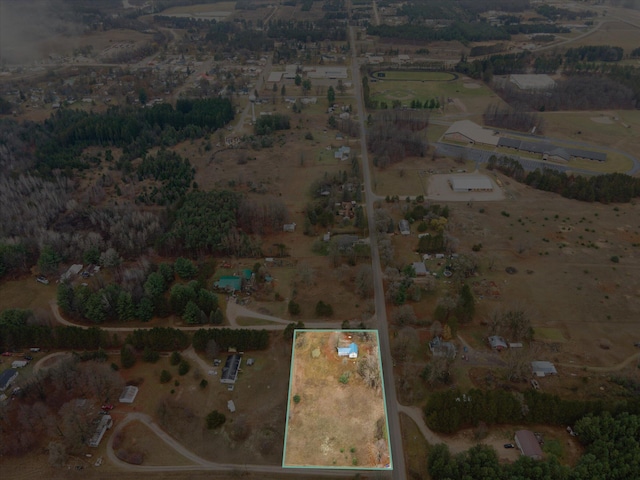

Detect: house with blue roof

[337,342,358,359]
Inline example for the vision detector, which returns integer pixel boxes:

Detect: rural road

[49,299,341,332]
[349,20,406,479]
[106,412,376,477]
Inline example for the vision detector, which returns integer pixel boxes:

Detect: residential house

[531,361,557,377]
[412,262,428,276]
[429,336,456,358]
[0,369,18,391]
[488,335,508,351]
[337,342,358,359]
[399,219,410,235]
[515,430,543,460]
[220,354,242,384]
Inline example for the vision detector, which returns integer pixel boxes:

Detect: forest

[427,411,639,479]
[398,0,529,22]
[367,23,511,43]
[488,156,640,203]
[368,110,429,168]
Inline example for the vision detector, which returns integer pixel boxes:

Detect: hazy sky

[0,0,84,64]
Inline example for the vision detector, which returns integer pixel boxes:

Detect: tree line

[193,328,270,351]
[367,22,511,44]
[488,156,640,203]
[483,103,545,133]
[398,0,529,22]
[0,307,270,353]
[424,387,640,434]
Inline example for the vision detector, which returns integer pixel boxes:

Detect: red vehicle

[1,352,12,357]
[101,404,114,411]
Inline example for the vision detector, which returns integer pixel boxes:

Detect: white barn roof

[444,120,499,146]
[449,175,494,192]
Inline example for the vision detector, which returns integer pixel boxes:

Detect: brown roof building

[515,430,543,460]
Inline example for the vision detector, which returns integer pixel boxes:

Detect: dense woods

[368,110,429,167]
[0,97,236,280]
[483,104,545,133]
[368,23,511,44]
[489,156,640,203]
[0,357,124,457]
[427,410,640,480]
[164,190,260,257]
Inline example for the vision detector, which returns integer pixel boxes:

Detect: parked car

[531,379,540,390]
[504,444,515,449]
[634,342,640,348]
[1,352,12,357]
[36,275,49,285]
[101,404,114,411]
[23,355,33,361]
[567,426,578,437]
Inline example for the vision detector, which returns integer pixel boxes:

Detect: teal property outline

[282,329,393,471]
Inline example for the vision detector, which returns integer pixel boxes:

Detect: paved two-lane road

[349,22,406,480]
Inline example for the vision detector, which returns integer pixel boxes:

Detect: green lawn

[373,71,457,82]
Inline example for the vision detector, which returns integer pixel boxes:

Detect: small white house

[283,223,297,232]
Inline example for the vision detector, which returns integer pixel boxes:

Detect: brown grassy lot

[568,20,640,52]
[118,338,292,466]
[379,156,640,408]
[283,330,391,469]
[113,421,195,466]
[400,413,431,479]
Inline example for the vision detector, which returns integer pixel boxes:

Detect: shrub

[170,351,182,365]
[200,379,208,389]
[178,360,190,376]
[611,255,620,263]
[206,410,226,429]
[160,369,172,383]
[315,300,334,317]
[288,300,301,315]
[339,372,350,384]
[120,345,136,369]
[293,394,301,404]
[142,347,160,363]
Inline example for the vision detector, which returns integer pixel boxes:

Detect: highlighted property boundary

[282,329,393,471]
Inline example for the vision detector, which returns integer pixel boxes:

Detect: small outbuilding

[412,262,428,276]
[399,219,410,235]
[11,360,28,369]
[515,429,543,460]
[227,400,236,413]
[119,385,139,404]
[532,361,557,377]
[488,335,508,351]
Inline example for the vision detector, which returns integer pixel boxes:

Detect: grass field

[372,71,457,82]
[283,330,391,469]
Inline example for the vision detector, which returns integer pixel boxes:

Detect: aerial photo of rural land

[1,0,640,479]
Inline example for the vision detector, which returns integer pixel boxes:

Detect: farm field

[283,330,391,469]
